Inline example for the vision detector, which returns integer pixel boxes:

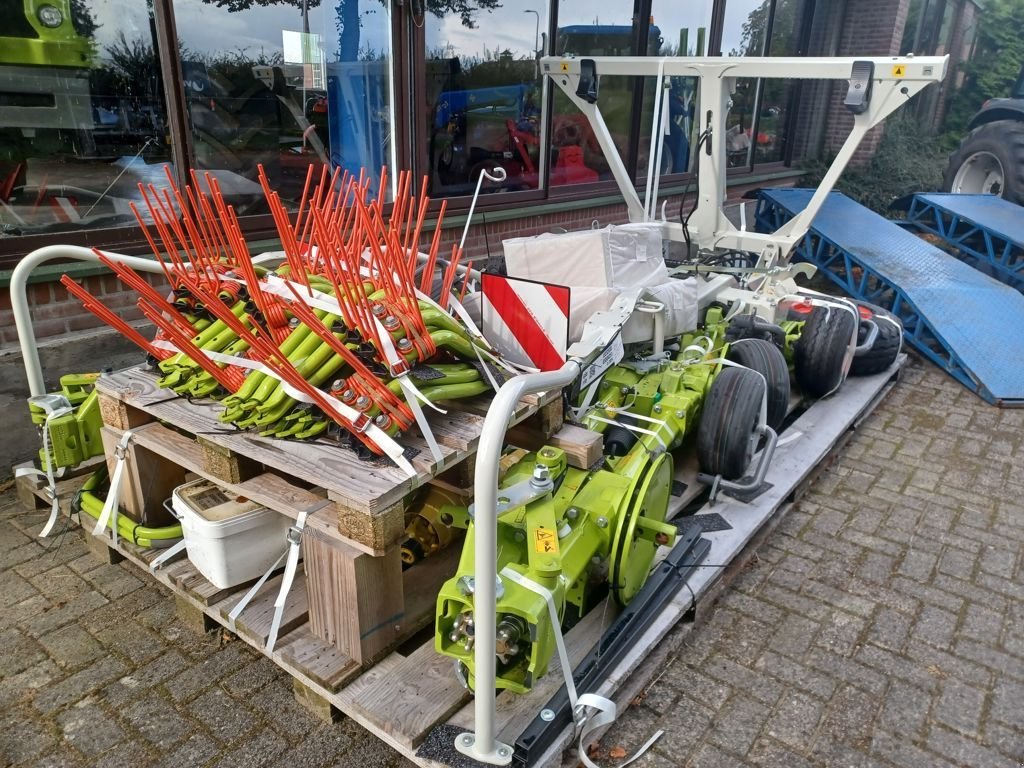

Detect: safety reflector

[480,274,570,371]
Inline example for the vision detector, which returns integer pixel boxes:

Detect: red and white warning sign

[480,274,570,371]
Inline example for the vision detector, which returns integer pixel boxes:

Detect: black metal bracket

[511,521,711,767]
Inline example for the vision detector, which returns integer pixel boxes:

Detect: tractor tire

[725,338,790,431]
[794,304,857,398]
[850,302,903,377]
[697,367,764,481]
[943,120,1024,205]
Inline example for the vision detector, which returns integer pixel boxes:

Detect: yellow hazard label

[892,64,906,78]
[560,62,569,72]
[534,527,559,554]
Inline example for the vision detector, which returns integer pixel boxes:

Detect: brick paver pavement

[1,355,1021,767]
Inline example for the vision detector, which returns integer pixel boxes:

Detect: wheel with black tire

[943,120,1024,205]
[725,338,790,431]
[697,367,764,480]
[794,304,857,398]
[850,302,903,376]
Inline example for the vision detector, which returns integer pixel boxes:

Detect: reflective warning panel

[480,274,570,372]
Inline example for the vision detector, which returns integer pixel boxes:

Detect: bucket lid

[177,482,263,523]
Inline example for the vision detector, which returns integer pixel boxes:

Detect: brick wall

[0,271,169,349]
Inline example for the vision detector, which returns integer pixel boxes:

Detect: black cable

[679,130,710,257]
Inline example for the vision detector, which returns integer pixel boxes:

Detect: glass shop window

[639,1,715,180]
[173,0,392,208]
[549,4,642,188]
[0,0,172,237]
[423,4,545,197]
[722,0,806,169]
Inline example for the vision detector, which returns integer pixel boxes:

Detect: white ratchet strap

[152,341,416,477]
[94,430,134,546]
[227,510,307,653]
[572,379,602,422]
[16,403,73,538]
[149,538,188,572]
[499,568,663,768]
[585,412,669,451]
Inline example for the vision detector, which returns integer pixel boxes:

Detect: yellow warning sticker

[534,527,559,554]
[892,64,906,78]
[560,62,569,72]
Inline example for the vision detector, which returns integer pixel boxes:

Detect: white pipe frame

[543,55,948,258]
[13,246,167,398]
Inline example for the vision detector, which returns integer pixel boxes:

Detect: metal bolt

[461,734,474,745]
[514,530,526,543]
[355,395,370,410]
[653,404,662,414]
[566,507,579,520]
[498,747,510,757]
[540,448,555,458]
[397,337,413,350]
[383,315,400,330]
[371,303,387,317]
[596,516,608,528]
[374,414,390,427]
[675,410,685,418]
[330,378,346,392]
[288,317,300,328]
[540,709,555,721]
[340,388,356,403]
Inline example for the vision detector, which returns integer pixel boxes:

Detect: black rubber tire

[697,367,764,480]
[943,120,1024,205]
[794,304,857,398]
[725,338,790,431]
[850,302,903,377]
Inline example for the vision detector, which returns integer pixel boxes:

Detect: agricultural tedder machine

[11,50,945,768]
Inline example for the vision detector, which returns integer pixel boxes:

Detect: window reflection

[550,5,640,187]
[0,0,171,236]
[174,0,391,206]
[641,2,713,179]
[723,0,805,168]
[424,5,544,197]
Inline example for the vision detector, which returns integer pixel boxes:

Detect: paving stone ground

[1,354,1022,768]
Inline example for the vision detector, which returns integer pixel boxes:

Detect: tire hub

[952,151,1005,196]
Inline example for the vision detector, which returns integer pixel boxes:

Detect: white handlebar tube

[456,360,581,766]
[12,246,166,397]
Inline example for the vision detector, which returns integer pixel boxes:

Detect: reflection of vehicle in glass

[944,64,1024,204]
[430,84,541,194]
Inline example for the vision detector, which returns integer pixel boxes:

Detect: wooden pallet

[19,359,902,766]
[94,365,562,554]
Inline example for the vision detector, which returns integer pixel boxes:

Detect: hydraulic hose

[74,469,183,548]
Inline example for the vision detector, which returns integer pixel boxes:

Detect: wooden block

[549,424,603,469]
[14,462,44,511]
[175,595,218,634]
[333,499,406,554]
[101,427,184,527]
[292,678,342,723]
[305,535,405,665]
[98,392,153,430]
[85,532,126,564]
[275,625,361,692]
[198,436,262,484]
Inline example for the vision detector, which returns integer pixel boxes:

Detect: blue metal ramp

[903,193,1024,292]
[755,187,1024,406]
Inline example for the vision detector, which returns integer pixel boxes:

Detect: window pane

[550,3,638,188]
[424,6,544,197]
[640,1,714,179]
[0,0,172,237]
[173,0,391,207]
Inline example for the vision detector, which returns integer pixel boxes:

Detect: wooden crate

[31,359,903,767]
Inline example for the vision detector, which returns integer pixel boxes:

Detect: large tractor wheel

[725,338,790,431]
[794,304,857,398]
[697,367,764,480]
[943,120,1024,205]
[850,302,903,376]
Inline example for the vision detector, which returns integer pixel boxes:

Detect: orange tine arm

[420,198,447,295]
[458,260,474,303]
[60,276,171,360]
[189,170,231,260]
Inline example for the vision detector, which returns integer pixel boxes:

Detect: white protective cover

[501,222,697,344]
[172,480,292,589]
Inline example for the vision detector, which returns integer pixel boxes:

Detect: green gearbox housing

[435,323,727,693]
[28,372,104,471]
